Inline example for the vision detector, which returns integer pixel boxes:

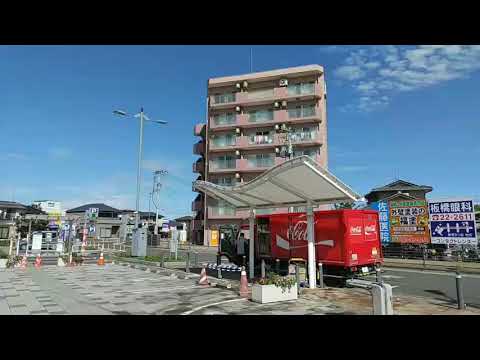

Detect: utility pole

[151,170,167,235]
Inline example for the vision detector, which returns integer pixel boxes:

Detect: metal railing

[382,245,480,263]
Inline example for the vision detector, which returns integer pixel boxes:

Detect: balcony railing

[248,134,274,145]
[213,93,236,104]
[288,106,316,119]
[290,131,317,143]
[245,156,274,168]
[210,137,236,150]
[209,159,236,171]
[248,111,274,123]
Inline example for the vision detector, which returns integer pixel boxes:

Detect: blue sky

[1,45,480,217]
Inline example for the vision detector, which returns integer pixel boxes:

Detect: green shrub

[256,272,297,293]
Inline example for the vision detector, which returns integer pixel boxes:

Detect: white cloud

[334,65,365,80]
[48,147,72,160]
[333,45,480,112]
[0,153,28,161]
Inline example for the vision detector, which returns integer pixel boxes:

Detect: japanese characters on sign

[389,200,430,244]
[428,200,477,245]
[370,201,390,243]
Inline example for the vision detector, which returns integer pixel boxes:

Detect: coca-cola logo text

[364,225,376,234]
[291,221,308,241]
[350,226,362,235]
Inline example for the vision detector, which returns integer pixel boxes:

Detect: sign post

[428,199,477,246]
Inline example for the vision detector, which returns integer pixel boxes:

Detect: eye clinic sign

[428,199,477,245]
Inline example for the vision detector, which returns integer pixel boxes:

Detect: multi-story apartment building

[192,65,328,245]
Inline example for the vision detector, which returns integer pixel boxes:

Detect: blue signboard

[370,200,390,243]
[428,199,477,245]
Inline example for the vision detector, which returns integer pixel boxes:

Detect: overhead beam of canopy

[193,155,361,210]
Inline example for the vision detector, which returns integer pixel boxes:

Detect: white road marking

[85,285,206,296]
[181,298,247,315]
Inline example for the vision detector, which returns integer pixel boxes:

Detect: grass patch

[143,255,186,262]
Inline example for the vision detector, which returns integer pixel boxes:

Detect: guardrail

[382,245,480,264]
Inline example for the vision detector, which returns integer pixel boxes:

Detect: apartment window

[211,133,236,147]
[290,127,316,142]
[0,226,9,239]
[212,177,234,186]
[288,104,316,119]
[212,155,235,169]
[246,153,274,168]
[249,131,273,145]
[288,81,315,96]
[213,112,236,126]
[248,109,274,123]
[214,93,235,104]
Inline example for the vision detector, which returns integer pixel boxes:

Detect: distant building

[66,203,122,241]
[365,179,433,204]
[175,215,193,243]
[32,200,63,216]
[0,201,45,241]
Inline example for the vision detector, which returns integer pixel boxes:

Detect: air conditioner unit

[243,81,248,88]
[274,102,280,108]
[235,150,240,156]
[279,79,288,87]
[235,128,241,134]
[281,100,287,108]
[235,106,241,113]
[236,83,241,89]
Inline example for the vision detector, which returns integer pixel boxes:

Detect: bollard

[217,254,222,279]
[160,255,165,268]
[242,256,246,267]
[275,259,280,274]
[186,252,190,273]
[261,259,266,279]
[422,246,427,269]
[376,267,383,284]
[456,271,466,310]
[318,262,324,288]
[295,264,300,295]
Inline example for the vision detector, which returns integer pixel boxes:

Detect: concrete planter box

[0,259,8,269]
[252,283,298,304]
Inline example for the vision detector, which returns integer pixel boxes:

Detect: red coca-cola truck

[219,209,383,278]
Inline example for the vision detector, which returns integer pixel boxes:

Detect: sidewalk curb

[112,257,236,288]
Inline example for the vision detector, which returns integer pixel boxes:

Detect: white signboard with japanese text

[428,199,477,245]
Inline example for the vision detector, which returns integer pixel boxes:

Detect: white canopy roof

[193,156,361,210]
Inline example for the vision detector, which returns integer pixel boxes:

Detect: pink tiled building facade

[192,65,328,245]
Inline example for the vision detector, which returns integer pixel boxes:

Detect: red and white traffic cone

[34,254,42,269]
[239,266,250,298]
[20,255,28,269]
[198,265,209,286]
[97,251,105,266]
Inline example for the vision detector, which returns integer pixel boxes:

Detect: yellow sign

[210,230,219,247]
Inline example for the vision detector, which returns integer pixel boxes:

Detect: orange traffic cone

[20,255,28,269]
[239,266,250,298]
[97,252,105,266]
[34,254,42,269]
[198,266,209,286]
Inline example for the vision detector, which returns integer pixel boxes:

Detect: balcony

[194,123,206,137]
[289,131,322,146]
[192,199,203,212]
[210,84,322,110]
[193,141,205,155]
[209,159,237,174]
[193,160,205,173]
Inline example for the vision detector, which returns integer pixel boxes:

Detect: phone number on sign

[430,213,474,221]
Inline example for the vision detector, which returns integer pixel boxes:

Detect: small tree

[334,202,354,210]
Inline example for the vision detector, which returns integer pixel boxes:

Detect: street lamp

[113,108,167,255]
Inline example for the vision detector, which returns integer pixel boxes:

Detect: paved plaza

[1,264,479,315]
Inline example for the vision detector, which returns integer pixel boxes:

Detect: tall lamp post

[113,108,167,255]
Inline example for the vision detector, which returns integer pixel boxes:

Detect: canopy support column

[249,208,255,280]
[307,203,316,289]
